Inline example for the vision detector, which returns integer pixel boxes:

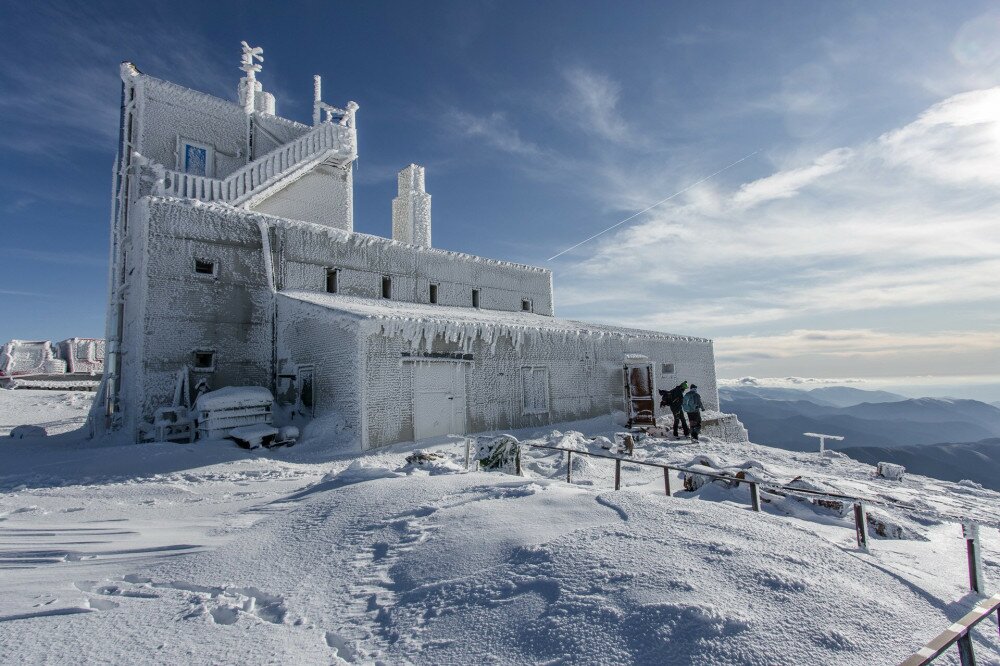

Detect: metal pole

[956,631,976,666]
[465,438,471,470]
[614,458,621,490]
[663,467,671,496]
[566,451,572,483]
[750,482,761,512]
[963,523,984,594]
[854,502,869,550]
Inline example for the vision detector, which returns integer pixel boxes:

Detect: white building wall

[357,323,718,449]
[275,297,364,436]
[132,75,248,179]
[274,220,553,315]
[120,199,275,435]
[252,165,353,232]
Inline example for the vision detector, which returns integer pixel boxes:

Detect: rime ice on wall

[252,165,354,231]
[392,165,431,247]
[278,290,719,449]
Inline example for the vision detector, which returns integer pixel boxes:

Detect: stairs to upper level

[154,121,356,207]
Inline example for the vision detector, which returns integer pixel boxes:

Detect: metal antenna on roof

[547,150,758,262]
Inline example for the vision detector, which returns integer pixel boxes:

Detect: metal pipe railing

[899,594,1000,666]
[512,439,998,663]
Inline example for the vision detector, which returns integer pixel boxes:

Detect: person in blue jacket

[682,384,705,441]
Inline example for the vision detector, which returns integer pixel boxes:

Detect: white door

[412,362,467,440]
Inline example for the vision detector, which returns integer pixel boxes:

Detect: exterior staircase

[155,121,355,207]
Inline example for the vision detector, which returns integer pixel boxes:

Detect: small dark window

[472,289,480,308]
[382,276,392,299]
[193,351,215,370]
[521,298,532,312]
[195,258,215,275]
[429,284,438,304]
[661,363,675,375]
[326,268,339,293]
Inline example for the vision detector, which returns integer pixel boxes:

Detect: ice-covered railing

[156,121,355,206]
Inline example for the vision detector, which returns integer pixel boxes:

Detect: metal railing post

[614,458,621,490]
[963,522,984,594]
[956,631,975,666]
[854,502,869,550]
[566,451,572,483]
[663,467,671,496]
[750,482,761,512]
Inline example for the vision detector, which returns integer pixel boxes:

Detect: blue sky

[2,1,999,389]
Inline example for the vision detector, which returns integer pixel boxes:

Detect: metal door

[413,362,467,440]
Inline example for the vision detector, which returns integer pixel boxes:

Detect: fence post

[963,522,984,594]
[465,438,471,470]
[854,502,869,550]
[750,482,761,512]
[614,458,621,490]
[663,467,671,496]
[956,631,976,666]
[566,451,572,484]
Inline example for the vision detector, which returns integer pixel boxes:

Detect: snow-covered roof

[279,290,710,343]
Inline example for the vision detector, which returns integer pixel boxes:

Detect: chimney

[392,164,431,247]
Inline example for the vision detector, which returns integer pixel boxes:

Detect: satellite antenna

[804,432,844,456]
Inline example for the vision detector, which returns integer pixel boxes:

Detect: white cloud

[561,67,632,144]
[732,148,853,208]
[555,86,1000,332]
[446,109,544,158]
[878,87,1000,186]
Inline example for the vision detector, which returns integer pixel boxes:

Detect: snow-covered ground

[1,390,998,664]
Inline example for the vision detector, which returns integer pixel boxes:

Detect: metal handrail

[513,439,997,664]
[523,441,915,511]
[512,442,1000,666]
[899,593,1000,665]
[157,122,354,205]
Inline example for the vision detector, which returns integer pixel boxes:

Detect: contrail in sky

[547,151,759,261]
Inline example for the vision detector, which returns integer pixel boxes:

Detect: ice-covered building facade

[93,43,731,448]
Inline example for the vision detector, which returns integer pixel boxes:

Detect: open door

[623,356,656,428]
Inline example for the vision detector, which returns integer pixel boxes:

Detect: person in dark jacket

[658,381,689,438]
[682,384,704,441]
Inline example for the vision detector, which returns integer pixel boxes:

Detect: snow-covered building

[1,338,105,389]
[92,44,728,448]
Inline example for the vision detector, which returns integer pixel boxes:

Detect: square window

[429,284,438,304]
[178,138,214,177]
[194,258,216,276]
[193,351,215,371]
[521,367,549,414]
[382,276,392,299]
[472,289,480,308]
[521,298,533,312]
[661,363,675,375]
[326,268,339,294]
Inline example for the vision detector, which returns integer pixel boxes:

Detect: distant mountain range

[720,385,908,408]
[720,385,1000,490]
[842,439,1000,490]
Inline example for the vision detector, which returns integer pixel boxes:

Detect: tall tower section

[392,164,431,247]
